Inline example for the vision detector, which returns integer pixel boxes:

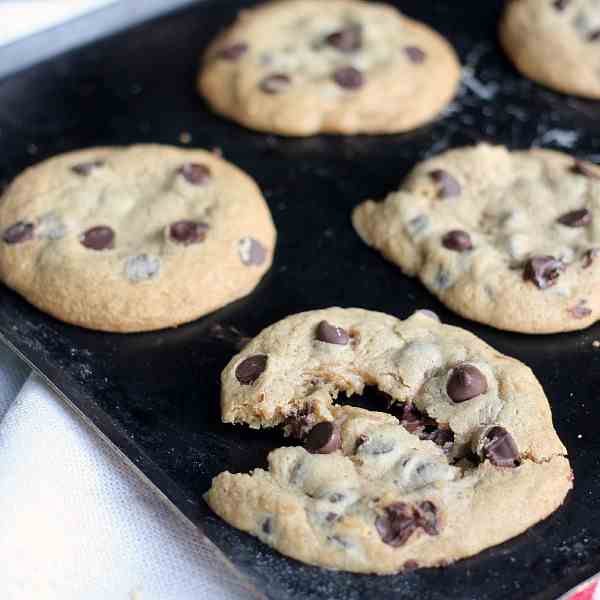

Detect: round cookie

[198,0,461,136]
[500,0,600,98]
[0,145,276,332]
[353,144,600,334]
[207,308,571,574]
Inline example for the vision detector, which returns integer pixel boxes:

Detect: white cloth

[0,341,251,600]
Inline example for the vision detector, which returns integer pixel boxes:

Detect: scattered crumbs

[27,143,38,155]
[593,340,600,348]
[179,131,192,144]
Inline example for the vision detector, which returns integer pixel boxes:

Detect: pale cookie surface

[353,144,600,333]
[198,0,460,136]
[208,308,571,573]
[500,0,600,98]
[0,145,276,332]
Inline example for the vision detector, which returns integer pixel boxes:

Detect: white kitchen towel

[0,342,254,600]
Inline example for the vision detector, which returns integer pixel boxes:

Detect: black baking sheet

[0,1,599,598]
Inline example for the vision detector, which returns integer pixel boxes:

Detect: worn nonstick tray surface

[0,1,599,598]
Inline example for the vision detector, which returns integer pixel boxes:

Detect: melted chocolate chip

[71,160,104,176]
[178,163,211,185]
[375,503,419,547]
[235,355,267,385]
[325,24,362,52]
[583,248,599,268]
[169,220,209,245]
[333,66,364,90]
[571,160,600,179]
[416,501,439,536]
[238,237,267,266]
[483,426,520,468]
[523,256,564,289]
[304,422,341,454]
[80,226,114,250]
[2,221,34,244]
[260,73,291,94]
[426,427,454,450]
[442,230,473,252]
[557,208,592,227]
[404,46,426,63]
[569,300,592,319]
[315,320,349,345]
[218,42,248,61]
[447,364,488,403]
[429,169,461,199]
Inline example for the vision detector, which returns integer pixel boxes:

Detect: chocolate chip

[2,221,34,244]
[218,42,248,61]
[404,46,426,63]
[325,512,338,523]
[304,422,341,454]
[583,248,599,268]
[569,300,592,319]
[442,230,473,252]
[429,169,461,199]
[416,501,439,536]
[375,503,418,547]
[125,254,160,282]
[553,0,570,9]
[333,66,364,90]
[285,408,317,439]
[557,208,592,227]
[261,518,272,535]
[178,163,211,185]
[571,160,600,179]
[71,160,104,176]
[315,320,349,345]
[169,220,209,245]
[325,25,362,52]
[523,255,564,289]
[260,73,291,94]
[235,355,267,385]
[238,237,267,266]
[80,226,114,250]
[447,364,488,403]
[588,30,600,42]
[328,492,345,503]
[426,427,454,450]
[483,426,520,468]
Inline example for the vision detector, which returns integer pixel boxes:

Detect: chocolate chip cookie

[0,145,276,332]
[500,0,600,98]
[207,308,571,573]
[198,0,461,136]
[353,144,600,333]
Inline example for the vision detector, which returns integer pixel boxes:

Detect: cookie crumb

[179,131,192,144]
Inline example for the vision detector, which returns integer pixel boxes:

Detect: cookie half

[500,0,600,98]
[208,308,571,573]
[198,0,461,136]
[353,144,600,333]
[0,145,276,332]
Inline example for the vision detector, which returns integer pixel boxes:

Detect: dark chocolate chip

[178,163,211,185]
[333,66,364,90]
[557,208,592,227]
[447,363,488,403]
[483,426,520,468]
[328,492,345,503]
[2,221,34,244]
[325,24,362,52]
[404,46,426,63]
[553,0,570,9]
[239,237,267,266]
[260,73,291,94]
[569,300,592,319]
[169,220,209,245]
[442,230,473,252]
[375,502,418,547]
[416,501,439,536]
[426,427,454,450]
[235,355,267,385]
[523,255,564,289]
[261,518,272,535]
[571,160,600,179]
[583,248,599,268]
[218,42,248,61]
[304,422,342,454]
[80,226,114,250]
[429,169,461,199]
[315,320,349,345]
[589,30,600,42]
[71,160,104,176]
